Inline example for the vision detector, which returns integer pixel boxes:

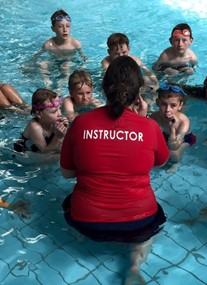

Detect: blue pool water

[0,0,207,284]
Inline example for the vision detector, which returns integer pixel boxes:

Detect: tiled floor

[0,145,207,285]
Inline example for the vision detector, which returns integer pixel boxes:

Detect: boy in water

[42,9,85,59]
[63,70,102,123]
[101,33,159,110]
[151,83,196,172]
[153,23,198,77]
[101,33,159,91]
[29,9,86,90]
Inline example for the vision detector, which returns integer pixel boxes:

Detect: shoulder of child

[177,111,190,122]
[188,48,198,61]
[159,47,174,60]
[177,112,190,134]
[101,56,110,68]
[63,97,75,111]
[43,38,54,50]
[71,37,81,49]
[23,119,42,137]
[130,55,142,65]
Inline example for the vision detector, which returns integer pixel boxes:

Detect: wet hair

[31,88,58,115]
[50,9,70,27]
[68,70,93,94]
[107,33,129,50]
[170,23,193,39]
[157,83,186,103]
[102,56,144,119]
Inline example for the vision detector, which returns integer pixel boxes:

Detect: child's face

[108,44,130,60]
[157,95,183,119]
[170,35,193,54]
[38,99,62,124]
[70,84,93,107]
[52,19,71,40]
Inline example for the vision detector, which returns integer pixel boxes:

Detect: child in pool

[0,82,29,113]
[14,89,68,154]
[42,9,85,59]
[29,9,86,90]
[153,23,198,77]
[101,33,159,92]
[151,83,196,172]
[63,70,103,123]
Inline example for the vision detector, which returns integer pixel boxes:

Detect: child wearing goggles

[63,70,103,123]
[153,23,198,77]
[150,83,196,173]
[14,89,68,155]
[42,9,85,57]
[27,9,86,91]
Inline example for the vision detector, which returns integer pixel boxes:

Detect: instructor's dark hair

[102,56,144,119]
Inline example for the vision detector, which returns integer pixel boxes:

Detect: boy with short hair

[153,23,198,76]
[101,33,159,106]
[151,83,196,172]
[43,9,85,59]
[29,9,86,90]
[63,70,102,123]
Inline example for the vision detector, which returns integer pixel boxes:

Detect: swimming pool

[0,0,207,284]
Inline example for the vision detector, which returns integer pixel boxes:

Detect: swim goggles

[172,29,191,38]
[32,97,63,109]
[158,83,187,96]
[51,15,71,22]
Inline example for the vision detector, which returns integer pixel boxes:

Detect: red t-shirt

[60,107,169,223]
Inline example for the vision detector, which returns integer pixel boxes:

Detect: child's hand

[54,117,69,138]
[167,115,178,129]
[58,116,69,127]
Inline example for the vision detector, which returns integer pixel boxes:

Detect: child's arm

[189,51,198,67]
[101,57,110,69]
[63,97,78,123]
[77,48,87,61]
[167,114,190,150]
[72,38,87,61]
[131,55,159,90]
[24,120,67,153]
[140,62,159,91]
[152,50,170,71]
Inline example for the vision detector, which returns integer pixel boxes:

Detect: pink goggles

[172,29,191,38]
[32,97,63,109]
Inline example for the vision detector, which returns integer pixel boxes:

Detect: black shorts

[62,194,166,243]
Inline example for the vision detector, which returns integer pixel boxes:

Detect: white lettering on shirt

[83,130,143,142]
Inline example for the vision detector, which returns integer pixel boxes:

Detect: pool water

[0,0,207,284]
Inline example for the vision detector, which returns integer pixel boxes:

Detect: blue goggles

[158,83,187,96]
[52,15,71,23]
